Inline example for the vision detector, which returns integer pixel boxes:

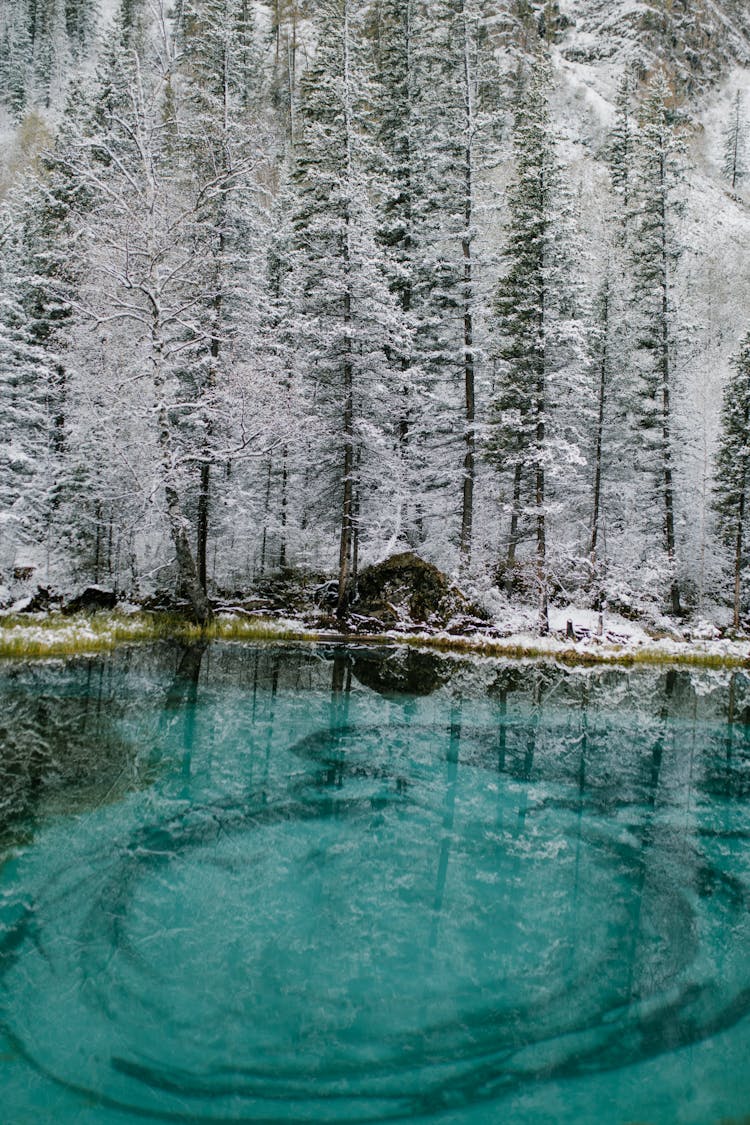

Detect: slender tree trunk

[337,304,354,619]
[730,92,740,190]
[352,474,360,597]
[93,500,102,583]
[337,12,355,621]
[733,501,744,630]
[459,17,475,559]
[196,27,229,592]
[590,283,608,616]
[506,459,522,588]
[658,161,681,617]
[590,289,607,564]
[197,459,210,591]
[537,218,548,635]
[279,450,288,568]
[536,443,548,635]
[259,457,273,575]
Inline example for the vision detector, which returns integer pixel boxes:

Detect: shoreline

[0,609,749,670]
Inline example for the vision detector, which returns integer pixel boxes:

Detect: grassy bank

[396,632,750,670]
[0,610,748,669]
[0,611,313,660]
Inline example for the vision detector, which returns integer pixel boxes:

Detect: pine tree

[489,59,588,633]
[289,0,401,616]
[0,248,54,575]
[607,71,634,213]
[389,0,500,564]
[0,17,33,118]
[177,0,270,593]
[370,0,420,545]
[629,70,685,617]
[714,334,750,630]
[723,89,747,192]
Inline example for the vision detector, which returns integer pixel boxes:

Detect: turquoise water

[1,644,750,1124]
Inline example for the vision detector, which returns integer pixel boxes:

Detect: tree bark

[658,155,681,617]
[590,285,608,565]
[505,459,522,588]
[459,14,475,559]
[152,319,211,625]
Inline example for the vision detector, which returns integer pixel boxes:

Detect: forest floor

[0,605,749,669]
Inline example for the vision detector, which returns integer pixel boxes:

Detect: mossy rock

[354,552,481,628]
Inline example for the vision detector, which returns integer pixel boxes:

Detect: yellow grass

[0,611,313,660]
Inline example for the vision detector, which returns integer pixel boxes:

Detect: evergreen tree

[370,0,421,546]
[0,16,32,118]
[389,0,501,563]
[489,60,586,633]
[289,0,401,616]
[177,0,270,592]
[0,242,54,575]
[714,334,750,630]
[607,71,634,213]
[723,89,747,192]
[629,70,685,617]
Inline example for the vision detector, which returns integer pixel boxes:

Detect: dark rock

[13,565,36,582]
[64,586,118,614]
[351,648,450,697]
[139,589,187,612]
[353,552,484,629]
[16,587,62,613]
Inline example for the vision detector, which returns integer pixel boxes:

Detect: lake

[1,642,749,1124]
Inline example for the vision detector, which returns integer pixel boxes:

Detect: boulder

[64,586,118,614]
[22,587,61,613]
[353,552,480,628]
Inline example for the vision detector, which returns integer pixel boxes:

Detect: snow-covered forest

[2,0,750,631]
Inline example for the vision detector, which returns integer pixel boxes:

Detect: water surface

[1,643,749,1124]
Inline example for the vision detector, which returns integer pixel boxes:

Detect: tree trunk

[459,17,475,559]
[336,294,354,620]
[734,512,744,630]
[733,464,747,629]
[165,476,212,625]
[536,458,548,636]
[658,154,681,618]
[337,16,355,622]
[197,458,210,591]
[590,287,607,564]
[152,320,211,625]
[279,450,288,569]
[506,459,522,589]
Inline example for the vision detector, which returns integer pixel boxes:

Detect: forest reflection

[2,643,749,841]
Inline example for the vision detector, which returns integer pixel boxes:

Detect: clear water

[1,643,750,1125]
